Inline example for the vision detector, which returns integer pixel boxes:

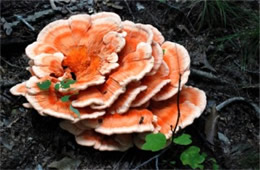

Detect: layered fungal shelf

[10,12,206,151]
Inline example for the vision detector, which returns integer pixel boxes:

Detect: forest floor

[0,0,259,169]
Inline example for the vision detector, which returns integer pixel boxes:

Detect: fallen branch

[15,15,35,31]
[2,1,85,36]
[4,9,54,36]
[191,68,228,84]
[216,97,260,119]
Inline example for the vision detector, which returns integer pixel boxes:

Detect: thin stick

[234,61,260,74]
[1,57,24,69]
[134,74,182,170]
[124,0,135,21]
[191,68,228,84]
[155,156,159,170]
[172,73,181,135]
[216,97,260,119]
[14,15,35,31]
[113,151,128,170]
[133,148,167,170]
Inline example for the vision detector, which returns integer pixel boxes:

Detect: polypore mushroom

[131,61,171,107]
[76,131,133,151]
[10,12,207,151]
[94,109,156,135]
[153,42,191,101]
[60,121,133,151]
[108,81,147,114]
[151,86,206,139]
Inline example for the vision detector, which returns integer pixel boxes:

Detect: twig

[14,15,35,31]
[124,0,135,21]
[172,73,182,134]
[0,95,11,104]
[241,84,260,89]
[156,0,195,32]
[3,1,85,36]
[155,156,159,170]
[134,148,167,170]
[3,8,54,36]
[7,117,21,128]
[146,10,160,28]
[0,80,21,88]
[113,151,128,170]
[134,73,182,170]
[1,57,24,69]
[1,17,13,35]
[177,24,194,37]
[234,61,260,74]
[216,97,260,119]
[50,0,59,10]
[191,68,228,84]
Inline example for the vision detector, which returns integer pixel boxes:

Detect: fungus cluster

[10,12,206,151]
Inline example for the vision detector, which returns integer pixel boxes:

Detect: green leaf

[70,104,80,117]
[142,133,167,152]
[173,133,192,145]
[54,83,60,90]
[212,162,219,170]
[180,146,206,169]
[209,158,219,170]
[60,79,76,89]
[162,49,166,55]
[202,152,207,158]
[37,80,51,90]
[61,95,70,102]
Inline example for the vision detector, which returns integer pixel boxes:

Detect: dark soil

[1,0,259,169]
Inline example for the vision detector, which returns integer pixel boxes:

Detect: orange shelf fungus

[10,12,206,151]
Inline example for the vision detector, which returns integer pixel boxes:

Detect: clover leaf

[60,79,76,89]
[209,158,219,170]
[61,95,71,102]
[54,83,60,90]
[142,133,167,152]
[37,80,51,90]
[180,146,206,169]
[173,133,192,145]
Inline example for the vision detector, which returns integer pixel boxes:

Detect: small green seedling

[37,80,51,90]
[180,146,207,170]
[173,133,192,145]
[55,79,76,90]
[60,79,76,89]
[61,95,71,102]
[54,83,60,90]
[142,133,167,152]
